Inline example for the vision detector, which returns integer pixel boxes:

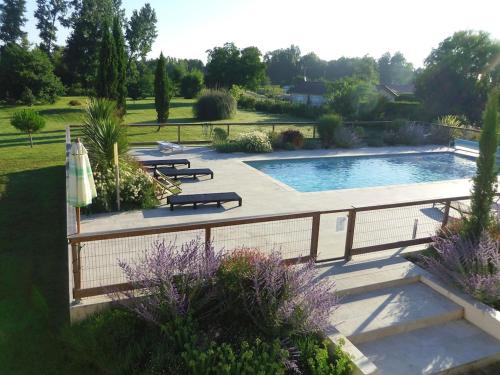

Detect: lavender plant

[117,243,338,337]
[117,239,223,325]
[422,232,500,307]
[215,249,338,338]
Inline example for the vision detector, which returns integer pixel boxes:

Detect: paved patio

[82,145,472,229]
[74,146,473,293]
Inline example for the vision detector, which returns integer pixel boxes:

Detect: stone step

[356,319,500,375]
[331,282,463,344]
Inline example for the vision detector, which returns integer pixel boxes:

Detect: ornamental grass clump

[235,130,273,152]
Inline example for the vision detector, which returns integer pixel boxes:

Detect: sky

[23,0,500,68]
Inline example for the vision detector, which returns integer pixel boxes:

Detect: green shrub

[427,125,452,145]
[334,127,361,148]
[280,129,304,149]
[354,126,366,139]
[212,127,228,142]
[180,70,204,99]
[229,84,245,101]
[267,131,282,149]
[235,131,273,152]
[303,139,322,149]
[194,89,237,121]
[10,109,46,147]
[182,339,287,375]
[238,94,257,110]
[318,113,342,147]
[81,98,128,167]
[20,88,36,106]
[366,137,385,147]
[90,160,158,212]
[383,101,423,120]
[213,140,244,153]
[62,309,152,375]
[383,121,426,146]
[68,99,82,106]
[293,335,353,375]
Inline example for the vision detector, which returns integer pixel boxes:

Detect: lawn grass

[0,96,310,373]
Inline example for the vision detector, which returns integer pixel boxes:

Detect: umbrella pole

[76,207,81,233]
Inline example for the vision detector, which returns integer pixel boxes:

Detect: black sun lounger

[156,167,213,180]
[141,159,191,169]
[167,192,242,211]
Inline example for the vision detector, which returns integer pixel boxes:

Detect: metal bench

[167,192,242,211]
[155,167,214,180]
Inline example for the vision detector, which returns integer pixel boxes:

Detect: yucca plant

[81,98,128,167]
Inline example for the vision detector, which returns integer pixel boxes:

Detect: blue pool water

[245,152,477,192]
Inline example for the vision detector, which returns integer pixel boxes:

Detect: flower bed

[64,241,353,374]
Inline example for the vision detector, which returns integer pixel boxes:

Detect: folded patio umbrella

[68,139,97,233]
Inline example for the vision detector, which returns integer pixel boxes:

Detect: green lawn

[0,96,309,374]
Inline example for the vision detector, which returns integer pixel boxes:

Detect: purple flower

[422,231,500,305]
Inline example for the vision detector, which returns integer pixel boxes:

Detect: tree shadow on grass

[0,166,70,373]
[0,129,66,137]
[38,108,83,116]
[0,138,66,149]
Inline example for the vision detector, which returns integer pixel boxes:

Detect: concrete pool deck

[74,145,478,265]
[81,145,474,233]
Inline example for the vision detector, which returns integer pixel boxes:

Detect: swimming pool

[245,152,477,192]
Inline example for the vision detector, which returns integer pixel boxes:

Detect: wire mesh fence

[211,217,313,260]
[352,203,444,250]
[69,195,500,298]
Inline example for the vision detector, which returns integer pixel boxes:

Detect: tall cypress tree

[154,52,170,128]
[0,0,27,44]
[112,15,126,114]
[96,20,117,99]
[466,89,499,238]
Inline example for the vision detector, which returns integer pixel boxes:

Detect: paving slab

[356,319,500,375]
[331,282,463,344]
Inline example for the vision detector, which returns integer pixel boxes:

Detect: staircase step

[356,319,500,375]
[316,256,422,297]
[331,282,463,344]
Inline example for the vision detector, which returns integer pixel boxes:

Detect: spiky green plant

[81,98,128,168]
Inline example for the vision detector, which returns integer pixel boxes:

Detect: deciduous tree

[415,31,500,123]
[34,0,68,54]
[0,0,27,44]
[125,3,157,62]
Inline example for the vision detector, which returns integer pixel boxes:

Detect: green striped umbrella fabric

[68,141,97,207]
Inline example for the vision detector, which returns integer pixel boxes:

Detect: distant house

[376,83,415,101]
[288,81,327,107]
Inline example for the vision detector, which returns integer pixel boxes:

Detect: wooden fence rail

[68,120,492,146]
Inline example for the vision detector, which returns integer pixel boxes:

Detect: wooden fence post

[177,125,181,144]
[310,213,321,260]
[205,227,211,252]
[227,124,230,137]
[441,200,451,228]
[344,209,357,261]
[313,125,316,139]
[71,242,82,298]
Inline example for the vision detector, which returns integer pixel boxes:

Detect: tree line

[0,0,498,124]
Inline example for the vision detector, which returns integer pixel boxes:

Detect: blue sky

[23,0,500,67]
